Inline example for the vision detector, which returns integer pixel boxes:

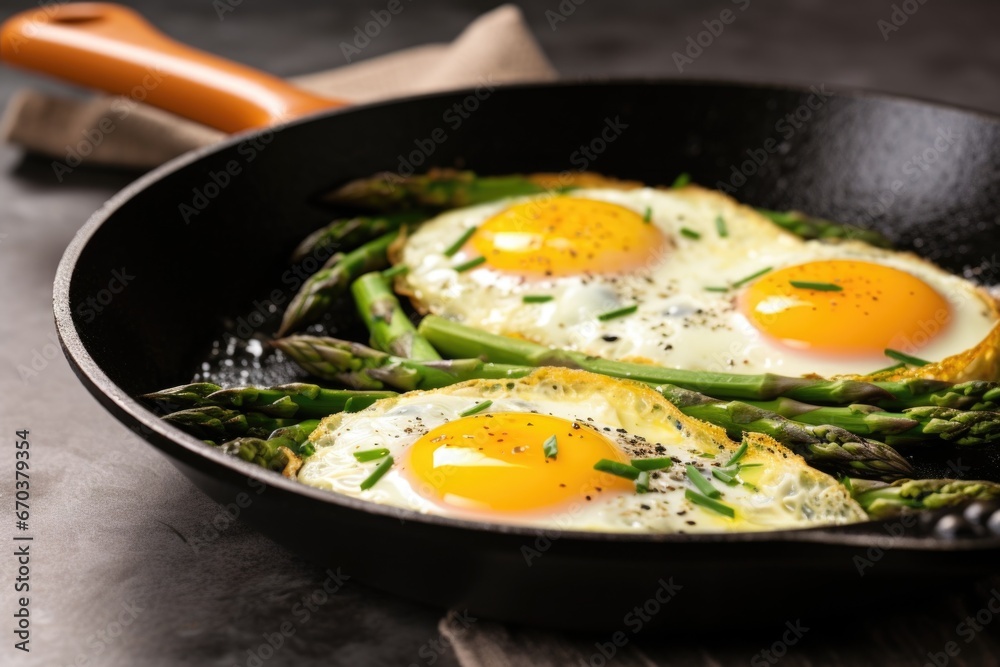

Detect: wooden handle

[0,3,346,132]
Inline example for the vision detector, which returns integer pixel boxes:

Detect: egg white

[297,369,867,533]
[396,186,998,378]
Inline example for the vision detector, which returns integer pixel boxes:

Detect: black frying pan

[6,3,1000,631]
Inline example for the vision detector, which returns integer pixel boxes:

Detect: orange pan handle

[0,2,346,133]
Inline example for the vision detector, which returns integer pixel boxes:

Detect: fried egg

[297,368,866,533]
[394,186,1000,379]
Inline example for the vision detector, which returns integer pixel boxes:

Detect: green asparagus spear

[851,478,1000,519]
[291,212,427,262]
[656,385,911,479]
[272,335,530,391]
[742,398,1000,447]
[273,335,911,477]
[755,209,893,248]
[416,315,906,405]
[351,272,440,360]
[220,419,321,471]
[879,380,1000,412]
[324,170,569,211]
[145,382,396,418]
[163,406,299,442]
[278,231,397,336]
[324,169,893,246]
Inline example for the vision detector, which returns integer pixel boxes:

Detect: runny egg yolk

[741,260,952,356]
[467,197,668,276]
[405,412,635,514]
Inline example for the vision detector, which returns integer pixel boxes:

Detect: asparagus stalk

[145,382,396,418]
[221,419,320,472]
[324,169,589,211]
[351,272,440,360]
[416,315,908,405]
[657,385,911,479]
[291,212,427,262]
[272,335,530,391]
[324,169,893,246]
[278,231,397,336]
[274,335,911,477]
[880,380,1000,412]
[850,478,1000,519]
[755,208,893,248]
[743,398,1000,447]
[163,406,299,442]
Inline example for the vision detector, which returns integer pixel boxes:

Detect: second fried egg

[394,186,999,377]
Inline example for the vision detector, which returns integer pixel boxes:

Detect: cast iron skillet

[5,4,1000,630]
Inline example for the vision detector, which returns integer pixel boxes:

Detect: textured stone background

[1,1,999,665]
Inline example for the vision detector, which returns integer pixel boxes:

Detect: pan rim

[53,77,1000,551]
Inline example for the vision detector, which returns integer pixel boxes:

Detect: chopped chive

[594,459,641,480]
[685,464,721,498]
[680,227,701,240]
[453,256,486,272]
[871,361,906,374]
[459,400,493,417]
[737,462,763,469]
[354,447,390,462]
[444,226,478,257]
[840,475,854,492]
[715,215,728,238]
[724,440,749,467]
[704,286,730,293]
[522,295,554,304]
[359,455,394,490]
[741,481,760,493]
[685,489,735,518]
[381,264,409,280]
[630,457,674,471]
[298,442,316,458]
[636,470,651,494]
[597,304,638,321]
[789,280,843,292]
[543,435,558,459]
[643,206,652,223]
[884,348,930,367]
[712,468,737,485]
[671,172,691,188]
[731,266,773,288]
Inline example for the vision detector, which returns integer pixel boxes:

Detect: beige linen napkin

[0,4,555,169]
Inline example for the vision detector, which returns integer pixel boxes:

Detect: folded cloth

[0,4,556,169]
